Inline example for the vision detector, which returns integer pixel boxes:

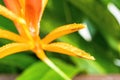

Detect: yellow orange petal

[0,43,30,58]
[34,49,71,80]
[41,0,48,18]
[0,29,26,42]
[18,0,25,11]
[4,0,21,16]
[42,0,48,12]
[0,5,33,41]
[25,0,42,36]
[43,42,95,60]
[42,24,85,44]
[0,5,25,24]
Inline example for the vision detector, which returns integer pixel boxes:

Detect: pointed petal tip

[89,56,95,60]
[79,54,95,60]
[76,50,95,60]
[73,23,85,28]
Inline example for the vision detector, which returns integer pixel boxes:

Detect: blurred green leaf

[0,0,18,33]
[0,0,120,78]
[72,58,106,74]
[66,0,120,52]
[0,16,18,33]
[17,58,79,80]
[0,53,38,73]
[40,0,120,74]
[60,33,120,73]
[111,0,120,9]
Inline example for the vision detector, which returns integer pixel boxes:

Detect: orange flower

[0,0,94,79]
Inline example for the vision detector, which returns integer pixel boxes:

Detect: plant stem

[35,50,72,80]
[43,58,72,80]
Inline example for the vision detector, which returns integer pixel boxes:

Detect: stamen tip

[89,56,95,60]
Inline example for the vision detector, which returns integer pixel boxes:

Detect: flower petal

[41,0,48,16]
[0,5,33,41]
[25,0,42,36]
[42,24,85,44]
[34,49,71,80]
[0,43,30,58]
[18,0,25,11]
[0,29,26,42]
[0,5,24,24]
[3,0,21,16]
[43,42,95,60]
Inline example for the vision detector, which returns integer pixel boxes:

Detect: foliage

[0,0,120,80]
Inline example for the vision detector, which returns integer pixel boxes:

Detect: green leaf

[41,0,119,74]
[60,33,120,73]
[66,0,120,52]
[111,0,120,9]
[0,0,18,33]
[72,58,106,74]
[17,58,79,80]
[0,16,18,33]
[0,53,38,73]
[0,0,119,77]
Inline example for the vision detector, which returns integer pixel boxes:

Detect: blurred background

[0,0,120,80]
